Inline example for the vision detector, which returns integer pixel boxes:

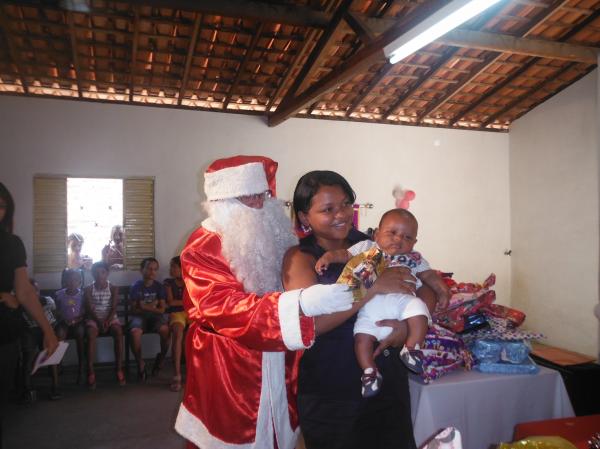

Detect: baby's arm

[316,239,377,274]
[315,249,352,274]
[417,270,450,310]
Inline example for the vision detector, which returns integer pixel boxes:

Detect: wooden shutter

[33,176,67,273]
[123,177,155,270]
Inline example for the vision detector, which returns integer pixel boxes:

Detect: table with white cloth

[408,366,575,449]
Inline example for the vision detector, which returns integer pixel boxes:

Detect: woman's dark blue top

[297,228,368,400]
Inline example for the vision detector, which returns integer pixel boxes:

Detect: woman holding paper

[0,182,58,437]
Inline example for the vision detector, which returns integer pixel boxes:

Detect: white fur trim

[264,352,299,449]
[205,162,268,201]
[175,353,299,449]
[278,290,309,351]
[175,403,261,449]
[201,217,218,232]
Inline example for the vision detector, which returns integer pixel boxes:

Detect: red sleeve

[181,227,314,352]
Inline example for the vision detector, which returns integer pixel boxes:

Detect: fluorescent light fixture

[384,0,502,64]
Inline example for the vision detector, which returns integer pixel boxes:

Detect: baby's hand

[436,290,451,311]
[315,256,331,275]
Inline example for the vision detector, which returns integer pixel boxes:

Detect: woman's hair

[68,233,84,245]
[63,268,82,283]
[0,182,16,233]
[140,257,159,270]
[91,261,109,275]
[292,170,356,225]
[170,256,181,267]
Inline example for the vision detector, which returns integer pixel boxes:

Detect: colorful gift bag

[435,291,496,333]
[420,324,473,383]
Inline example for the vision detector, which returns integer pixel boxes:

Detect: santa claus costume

[175,156,316,449]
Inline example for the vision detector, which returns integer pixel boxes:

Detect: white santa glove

[298,284,353,317]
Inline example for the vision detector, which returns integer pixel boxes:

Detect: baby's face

[375,214,418,256]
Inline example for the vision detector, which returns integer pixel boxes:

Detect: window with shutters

[33,175,155,273]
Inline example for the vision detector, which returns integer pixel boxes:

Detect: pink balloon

[404,190,416,201]
[399,200,410,209]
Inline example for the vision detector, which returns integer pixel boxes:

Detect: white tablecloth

[408,366,575,449]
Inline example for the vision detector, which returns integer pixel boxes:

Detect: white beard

[204,197,298,296]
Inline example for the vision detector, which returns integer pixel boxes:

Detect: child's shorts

[129,313,169,333]
[169,311,191,328]
[354,293,431,341]
[85,317,122,332]
[56,320,86,339]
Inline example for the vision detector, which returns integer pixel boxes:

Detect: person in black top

[0,182,58,446]
[283,171,440,449]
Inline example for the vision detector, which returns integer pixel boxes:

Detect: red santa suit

[175,156,315,449]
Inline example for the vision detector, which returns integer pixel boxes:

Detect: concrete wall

[510,69,599,356]
[0,94,514,363]
[0,95,511,302]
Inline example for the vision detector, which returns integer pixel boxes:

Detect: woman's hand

[373,319,408,357]
[43,329,59,356]
[370,267,416,297]
[0,292,19,309]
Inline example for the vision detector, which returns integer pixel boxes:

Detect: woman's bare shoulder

[282,245,318,289]
[283,245,315,265]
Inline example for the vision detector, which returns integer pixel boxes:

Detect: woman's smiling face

[299,184,354,248]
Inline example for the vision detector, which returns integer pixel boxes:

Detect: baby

[316,208,450,397]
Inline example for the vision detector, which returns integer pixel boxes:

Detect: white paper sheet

[31,341,69,375]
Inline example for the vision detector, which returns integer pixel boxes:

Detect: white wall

[0,95,511,304]
[510,69,599,356]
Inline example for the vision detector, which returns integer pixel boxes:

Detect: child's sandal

[87,372,96,390]
[170,376,182,392]
[152,352,164,377]
[399,345,425,374]
[138,366,147,383]
[360,368,382,398]
[116,370,126,387]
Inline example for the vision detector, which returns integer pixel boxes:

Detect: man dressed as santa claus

[175,155,353,449]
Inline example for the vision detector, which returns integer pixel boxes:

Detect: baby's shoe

[399,345,424,374]
[361,367,382,398]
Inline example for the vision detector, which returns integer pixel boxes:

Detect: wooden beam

[342,10,394,116]
[66,12,83,98]
[121,0,331,29]
[345,62,393,115]
[177,12,201,105]
[0,6,29,93]
[450,7,600,125]
[344,11,377,43]
[223,22,264,110]
[283,0,354,100]
[268,1,451,126]
[380,0,508,119]
[129,6,140,102]
[414,0,571,123]
[437,29,599,64]
[265,28,320,111]
[481,62,577,127]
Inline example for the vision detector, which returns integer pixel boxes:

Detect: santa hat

[204,155,278,201]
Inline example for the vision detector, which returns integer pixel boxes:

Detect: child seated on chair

[315,208,450,398]
[55,269,85,384]
[84,262,125,389]
[129,257,169,381]
[164,256,189,392]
